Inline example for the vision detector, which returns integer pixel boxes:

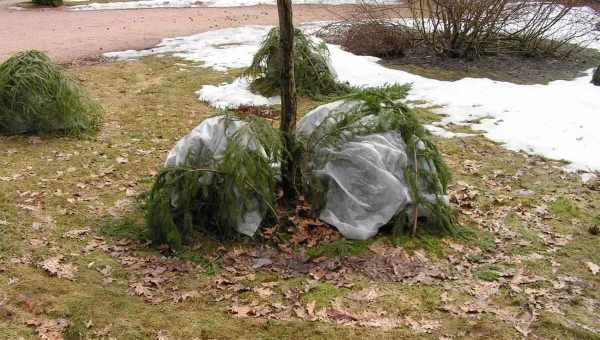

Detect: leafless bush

[334,22,415,58]
[323,0,600,59]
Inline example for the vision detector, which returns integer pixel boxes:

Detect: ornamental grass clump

[146,116,283,248]
[244,27,349,99]
[0,50,101,135]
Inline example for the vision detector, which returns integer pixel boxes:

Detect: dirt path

[0,0,352,63]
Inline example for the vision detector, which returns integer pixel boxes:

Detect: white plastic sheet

[165,116,264,236]
[298,100,443,240]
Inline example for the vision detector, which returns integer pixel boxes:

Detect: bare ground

[0,0,352,63]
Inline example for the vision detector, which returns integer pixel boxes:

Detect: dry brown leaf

[174,290,200,303]
[130,282,152,297]
[156,330,170,340]
[585,262,599,275]
[254,287,273,298]
[405,316,441,334]
[306,300,316,318]
[115,157,128,164]
[26,318,70,340]
[39,256,77,280]
[62,228,91,239]
[346,288,380,302]
[513,305,536,337]
[231,305,253,317]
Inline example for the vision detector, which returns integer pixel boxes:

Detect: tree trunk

[277,0,298,205]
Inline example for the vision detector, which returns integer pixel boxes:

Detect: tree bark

[277,0,298,204]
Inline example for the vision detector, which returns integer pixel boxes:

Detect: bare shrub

[340,22,414,58]
[324,0,600,59]
[409,0,598,58]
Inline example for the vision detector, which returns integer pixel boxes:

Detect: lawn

[0,56,599,339]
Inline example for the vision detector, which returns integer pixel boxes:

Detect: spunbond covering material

[298,100,445,240]
[164,116,264,236]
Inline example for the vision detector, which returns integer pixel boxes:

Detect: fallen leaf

[62,228,91,239]
[156,330,170,340]
[513,305,536,337]
[130,282,152,297]
[405,316,441,334]
[254,287,273,298]
[174,290,200,303]
[115,157,128,164]
[29,136,42,145]
[347,288,380,302]
[230,305,253,317]
[306,300,316,318]
[585,262,599,275]
[39,256,77,280]
[26,318,70,340]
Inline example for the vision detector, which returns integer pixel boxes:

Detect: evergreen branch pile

[244,27,350,99]
[301,84,455,234]
[146,115,282,248]
[0,50,101,135]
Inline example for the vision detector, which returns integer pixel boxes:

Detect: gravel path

[0,0,352,63]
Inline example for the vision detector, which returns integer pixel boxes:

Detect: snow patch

[424,125,474,139]
[104,14,600,172]
[197,78,280,109]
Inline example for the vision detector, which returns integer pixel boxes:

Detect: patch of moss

[306,239,370,258]
[177,251,218,276]
[390,233,446,258]
[550,197,581,219]
[64,318,87,340]
[414,286,442,312]
[99,216,148,241]
[535,314,600,340]
[302,282,343,307]
[505,212,520,227]
[475,269,500,282]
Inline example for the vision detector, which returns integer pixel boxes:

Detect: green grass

[550,197,581,219]
[99,215,148,241]
[474,269,501,282]
[303,282,343,308]
[306,239,370,258]
[391,233,446,258]
[1,55,600,339]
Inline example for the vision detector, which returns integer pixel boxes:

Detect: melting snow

[104,15,600,172]
[197,78,280,109]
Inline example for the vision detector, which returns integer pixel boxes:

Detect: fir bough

[244,27,350,99]
[0,50,101,135]
[301,84,455,234]
[146,115,282,248]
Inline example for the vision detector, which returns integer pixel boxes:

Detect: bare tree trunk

[277,0,298,205]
